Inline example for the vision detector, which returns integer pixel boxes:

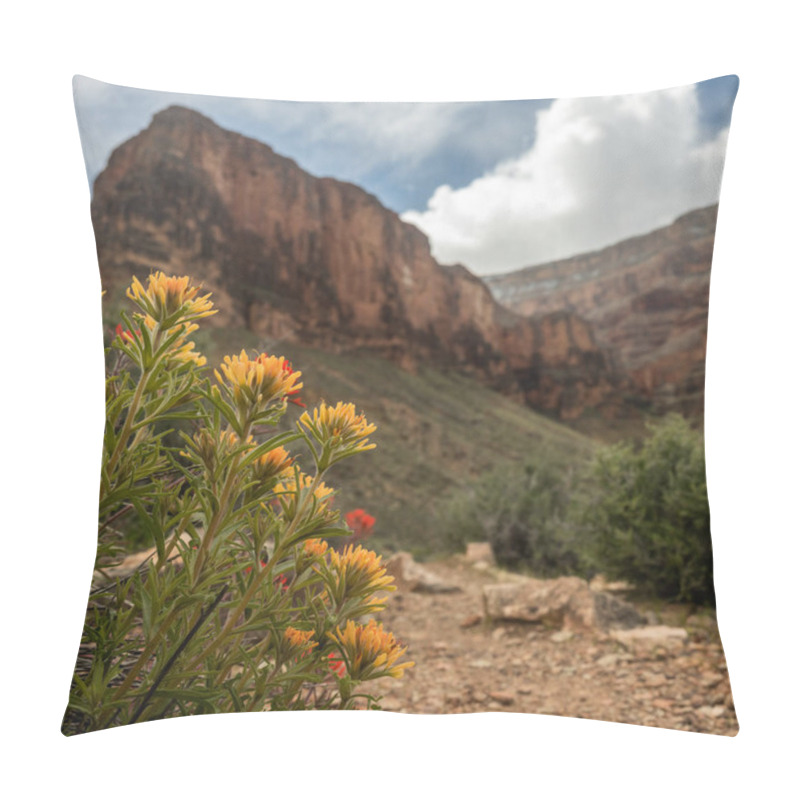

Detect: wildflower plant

[63,271,412,735]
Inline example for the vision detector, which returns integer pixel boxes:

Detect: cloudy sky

[73,75,737,276]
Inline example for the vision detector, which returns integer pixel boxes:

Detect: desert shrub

[63,272,412,735]
[582,414,715,605]
[441,455,589,577]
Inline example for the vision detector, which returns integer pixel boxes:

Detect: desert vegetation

[63,273,412,734]
[440,414,715,606]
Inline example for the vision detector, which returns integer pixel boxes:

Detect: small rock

[697,705,727,719]
[465,542,496,565]
[550,630,574,643]
[385,552,461,593]
[642,673,668,688]
[468,659,493,669]
[488,691,515,706]
[699,671,724,689]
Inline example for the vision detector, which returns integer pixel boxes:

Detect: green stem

[187,472,324,671]
[102,327,164,492]
[191,421,252,584]
[129,584,228,725]
[99,605,179,728]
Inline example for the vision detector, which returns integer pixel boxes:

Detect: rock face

[486,206,719,418]
[482,576,645,632]
[91,106,628,420]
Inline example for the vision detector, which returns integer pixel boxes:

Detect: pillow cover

[64,74,739,736]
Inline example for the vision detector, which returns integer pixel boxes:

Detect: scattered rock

[385,552,461,593]
[483,576,645,632]
[370,554,737,735]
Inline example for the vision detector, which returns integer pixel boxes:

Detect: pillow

[64,74,739,735]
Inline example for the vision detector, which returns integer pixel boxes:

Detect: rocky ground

[371,554,738,736]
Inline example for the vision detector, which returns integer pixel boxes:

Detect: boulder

[385,552,461,593]
[483,576,645,632]
[464,542,496,566]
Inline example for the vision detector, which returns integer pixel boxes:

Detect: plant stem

[187,472,324,670]
[191,421,252,584]
[103,327,164,491]
[129,584,228,725]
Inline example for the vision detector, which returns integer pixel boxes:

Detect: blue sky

[73,75,738,275]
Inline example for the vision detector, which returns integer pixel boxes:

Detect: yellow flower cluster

[271,472,336,533]
[216,351,302,415]
[163,320,206,367]
[299,401,376,452]
[303,538,329,558]
[274,472,334,505]
[329,619,413,680]
[328,544,395,599]
[251,446,294,483]
[127,272,216,324]
[284,627,317,650]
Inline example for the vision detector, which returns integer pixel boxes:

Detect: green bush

[582,414,715,605]
[441,455,589,578]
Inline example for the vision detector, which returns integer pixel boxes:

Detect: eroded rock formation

[91,106,627,419]
[486,206,719,417]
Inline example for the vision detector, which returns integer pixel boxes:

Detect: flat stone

[611,626,688,652]
[488,691,515,706]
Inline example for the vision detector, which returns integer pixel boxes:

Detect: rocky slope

[486,206,719,418]
[91,106,628,420]
[373,553,737,735]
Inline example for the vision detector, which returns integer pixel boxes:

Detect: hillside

[195,325,596,555]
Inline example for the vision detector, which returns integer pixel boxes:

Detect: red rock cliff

[486,206,719,418]
[91,106,627,419]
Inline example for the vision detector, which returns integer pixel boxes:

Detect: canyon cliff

[91,106,627,420]
[486,206,718,418]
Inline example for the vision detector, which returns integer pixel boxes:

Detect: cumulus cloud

[401,84,730,275]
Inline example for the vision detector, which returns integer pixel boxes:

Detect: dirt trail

[372,556,738,736]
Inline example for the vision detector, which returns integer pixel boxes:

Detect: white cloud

[236,98,466,171]
[401,84,730,275]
